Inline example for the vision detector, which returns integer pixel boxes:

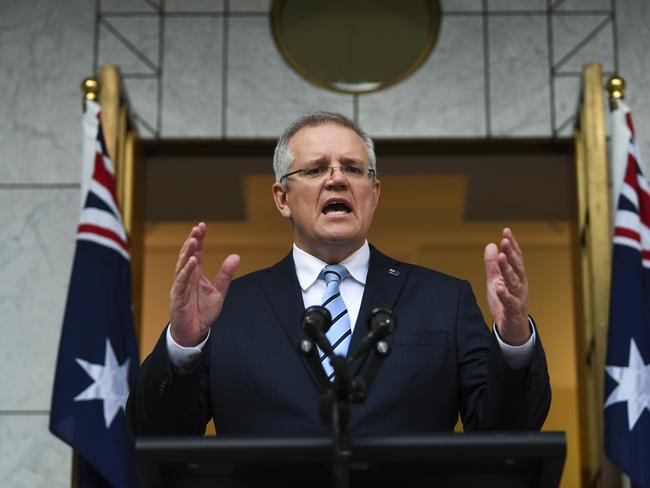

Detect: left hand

[483,227,531,345]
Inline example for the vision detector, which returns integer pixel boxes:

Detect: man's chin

[320,233,366,252]
[317,226,360,244]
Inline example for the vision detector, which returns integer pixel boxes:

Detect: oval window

[271,0,441,94]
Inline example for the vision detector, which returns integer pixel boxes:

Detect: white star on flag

[74,338,131,428]
[605,338,650,430]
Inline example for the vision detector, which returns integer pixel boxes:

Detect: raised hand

[169,223,240,347]
[483,227,531,346]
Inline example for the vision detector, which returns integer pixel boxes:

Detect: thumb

[483,243,500,279]
[212,254,241,293]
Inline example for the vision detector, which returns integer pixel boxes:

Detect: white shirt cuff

[493,317,537,369]
[165,323,210,370]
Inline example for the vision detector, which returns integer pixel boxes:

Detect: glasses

[280,164,376,184]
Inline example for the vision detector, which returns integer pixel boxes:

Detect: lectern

[136,432,566,487]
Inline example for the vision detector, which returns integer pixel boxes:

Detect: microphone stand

[301,307,396,488]
[328,355,352,488]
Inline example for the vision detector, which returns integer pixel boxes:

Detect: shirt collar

[293,241,370,292]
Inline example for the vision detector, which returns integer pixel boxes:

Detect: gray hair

[272,111,377,183]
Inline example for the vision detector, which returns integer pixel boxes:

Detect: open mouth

[322,202,352,215]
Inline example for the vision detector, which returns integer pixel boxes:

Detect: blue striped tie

[319,264,352,381]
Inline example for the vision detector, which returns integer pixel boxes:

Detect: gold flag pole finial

[81,77,100,110]
[606,75,626,110]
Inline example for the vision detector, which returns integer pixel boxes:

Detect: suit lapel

[257,252,330,392]
[347,245,408,374]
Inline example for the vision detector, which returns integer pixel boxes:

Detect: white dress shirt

[167,241,536,369]
[292,241,368,333]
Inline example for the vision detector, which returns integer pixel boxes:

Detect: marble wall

[0,0,94,485]
[1,0,649,485]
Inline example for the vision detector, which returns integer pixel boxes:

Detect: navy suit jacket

[128,246,550,435]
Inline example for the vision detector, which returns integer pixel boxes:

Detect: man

[128,112,550,435]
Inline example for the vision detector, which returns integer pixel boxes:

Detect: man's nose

[326,166,348,184]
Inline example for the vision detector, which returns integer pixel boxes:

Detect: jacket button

[528,377,537,392]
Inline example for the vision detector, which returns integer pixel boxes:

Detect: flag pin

[388,268,400,277]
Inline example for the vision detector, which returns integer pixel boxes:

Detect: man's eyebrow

[305,155,366,166]
[306,156,331,166]
[339,157,365,165]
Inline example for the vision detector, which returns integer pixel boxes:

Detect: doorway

[137,138,582,487]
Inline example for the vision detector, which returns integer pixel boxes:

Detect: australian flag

[50,99,140,487]
[604,100,650,488]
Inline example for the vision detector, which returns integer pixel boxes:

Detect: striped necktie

[319,264,352,381]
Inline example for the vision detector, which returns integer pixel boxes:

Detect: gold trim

[80,77,99,102]
[116,105,129,232]
[126,131,144,342]
[99,66,120,163]
[606,75,626,111]
[270,0,441,94]
[121,120,135,237]
[574,63,612,486]
[606,75,626,100]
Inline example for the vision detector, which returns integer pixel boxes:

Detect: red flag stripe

[77,224,128,253]
[614,223,650,251]
[615,227,641,243]
[92,152,118,202]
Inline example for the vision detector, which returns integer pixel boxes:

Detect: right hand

[170,222,240,347]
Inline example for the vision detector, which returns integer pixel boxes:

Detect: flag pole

[80,77,100,213]
[607,75,628,228]
[575,64,613,487]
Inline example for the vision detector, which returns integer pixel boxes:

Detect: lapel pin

[388,268,400,277]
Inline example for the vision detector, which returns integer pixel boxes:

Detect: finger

[175,223,204,275]
[497,252,521,291]
[211,254,241,294]
[483,243,501,279]
[175,236,199,277]
[194,222,207,266]
[173,255,199,297]
[175,226,199,270]
[500,228,526,278]
[503,227,523,255]
[499,238,526,283]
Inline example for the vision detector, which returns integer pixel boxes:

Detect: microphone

[348,308,397,361]
[368,307,397,337]
[301,306,335,358]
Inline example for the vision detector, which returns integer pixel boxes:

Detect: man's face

[272,123,381,262]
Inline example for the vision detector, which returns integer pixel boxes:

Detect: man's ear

[272,182,292,218]
[371,178,381,209]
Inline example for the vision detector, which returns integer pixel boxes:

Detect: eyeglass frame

[279,164,377,184]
